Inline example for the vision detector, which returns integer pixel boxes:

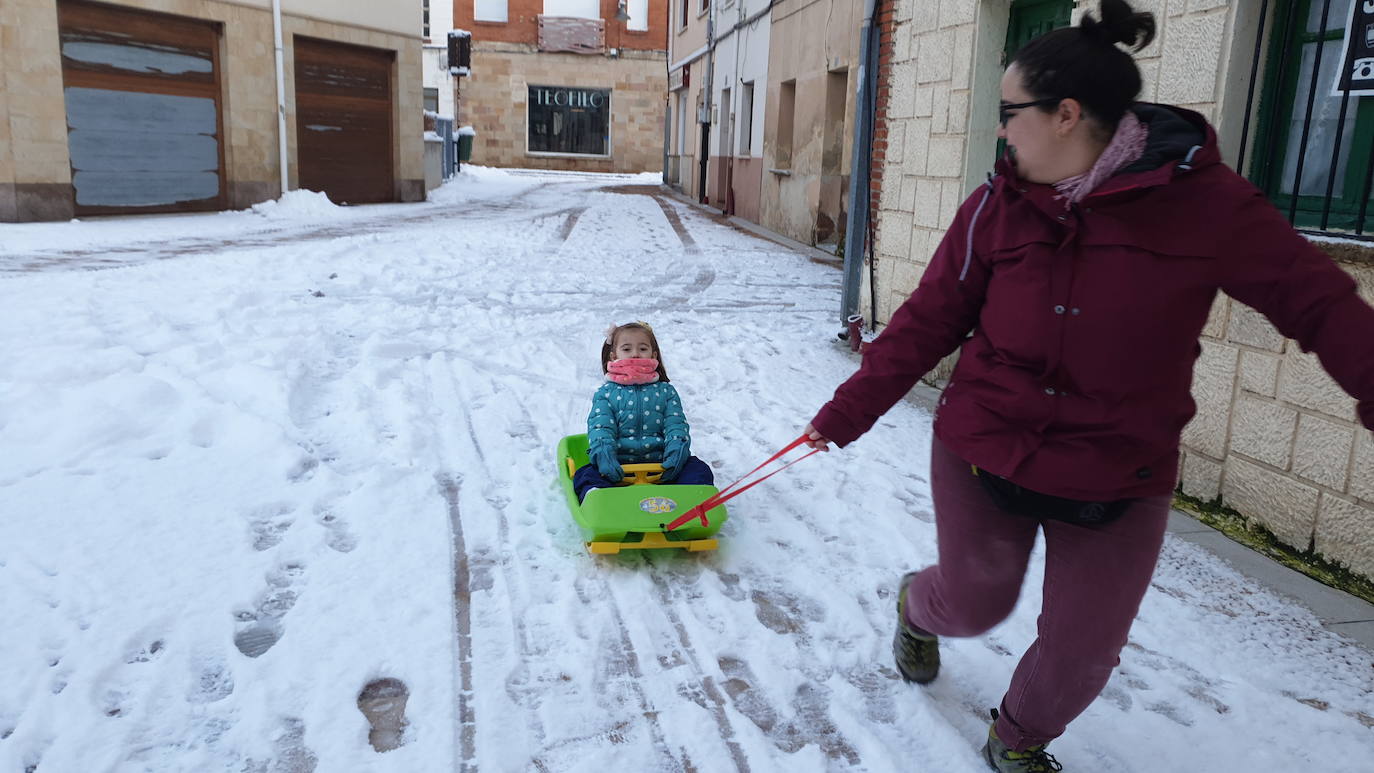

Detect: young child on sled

[573,322,714,502]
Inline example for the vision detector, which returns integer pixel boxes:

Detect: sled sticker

[639,496,677,514]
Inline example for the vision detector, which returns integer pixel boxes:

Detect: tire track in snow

[435,354,686,769]
[436,473,478,772]
[638,568,753,772]
[651,194,699,254]
[446,348,701,769]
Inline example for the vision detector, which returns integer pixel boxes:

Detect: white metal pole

[272,0,289,196]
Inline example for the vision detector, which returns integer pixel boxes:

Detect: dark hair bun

[1082,0,1156,52]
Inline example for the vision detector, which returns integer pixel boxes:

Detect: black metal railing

[1237,0,1374,240]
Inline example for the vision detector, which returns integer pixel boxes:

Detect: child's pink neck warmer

[606,358,660,385]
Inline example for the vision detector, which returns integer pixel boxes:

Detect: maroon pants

[905,437,1171,750]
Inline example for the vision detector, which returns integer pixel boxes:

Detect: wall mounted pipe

[841,0,880,329]
[272,0,289,196]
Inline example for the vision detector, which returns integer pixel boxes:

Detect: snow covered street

[2,168,1371,772]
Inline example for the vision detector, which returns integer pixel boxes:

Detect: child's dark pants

[905,437,1171,750]
[573,456,714,502]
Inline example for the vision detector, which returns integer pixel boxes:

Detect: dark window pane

[527,85,611,155]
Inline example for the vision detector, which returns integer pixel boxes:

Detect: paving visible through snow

[1,168,1370,771]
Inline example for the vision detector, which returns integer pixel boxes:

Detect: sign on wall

[1333,0,1374,96]
[669,63,689,91]
[528,85,611,155]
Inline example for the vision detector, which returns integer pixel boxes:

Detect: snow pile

[426,165,543,204]
[249,189,348,221]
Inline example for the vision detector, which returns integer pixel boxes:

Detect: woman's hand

[802,423,831,452]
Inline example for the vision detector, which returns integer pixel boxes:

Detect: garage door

[57,0,225,215]
[294,37,395,205]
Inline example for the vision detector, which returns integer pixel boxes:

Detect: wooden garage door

[57,0,226,215]
[294,37,395,205]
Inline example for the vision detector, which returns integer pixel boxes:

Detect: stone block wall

[869,0,1374,580]
[872,0,1238,323]
[0,0,71,221]
[463,44,666,173]
[1180,255,1374,577]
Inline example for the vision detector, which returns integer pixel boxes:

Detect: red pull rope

[663,434,819,531]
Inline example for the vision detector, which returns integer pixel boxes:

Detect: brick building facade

[453,0,668,173]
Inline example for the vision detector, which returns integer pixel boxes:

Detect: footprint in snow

[233,563,304,658]
[187,653,235,704]
[749,588,824,637]
[96,637,167,718]
[357,678,410,752]
[244,502,295,551]
[241,717,318,772]
[314,503,357,553]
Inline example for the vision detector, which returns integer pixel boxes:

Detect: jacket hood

[994,102,1219,187]
[1122,103,1212,173]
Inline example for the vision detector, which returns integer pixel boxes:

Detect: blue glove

[660,438,689,482]
[589,444,623,483]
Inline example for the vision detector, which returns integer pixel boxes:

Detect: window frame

[474,0,509,24]
[1251,0,1374,234]
[525,84,613,158]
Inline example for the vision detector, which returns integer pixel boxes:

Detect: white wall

[422,0,458,119]
[712,0,770,159]
[285,0,422,37]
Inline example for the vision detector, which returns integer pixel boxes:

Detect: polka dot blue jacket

[587,381,690,463]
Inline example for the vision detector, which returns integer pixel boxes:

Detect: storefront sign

[1333,0,1374,96]
[669,63,689,91]
[530,86,606,109]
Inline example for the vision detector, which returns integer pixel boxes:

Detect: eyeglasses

[998,98,1063,127]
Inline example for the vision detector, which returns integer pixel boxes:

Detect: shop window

[528,85,611,155]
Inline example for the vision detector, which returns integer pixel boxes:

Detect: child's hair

[601,321,671,382]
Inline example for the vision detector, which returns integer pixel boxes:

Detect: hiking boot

[892,571,940,683]
[982,709,1063,772]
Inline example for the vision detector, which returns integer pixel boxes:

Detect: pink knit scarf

[1054,111,1148,208]
[606,358,660,385]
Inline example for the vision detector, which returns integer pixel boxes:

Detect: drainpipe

[272,0,289,196]
[698,7,715,203]
[841,0,880,330]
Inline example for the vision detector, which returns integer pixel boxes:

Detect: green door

[998,0,1073,158]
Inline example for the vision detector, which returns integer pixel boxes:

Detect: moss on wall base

[1173,490,1374,606]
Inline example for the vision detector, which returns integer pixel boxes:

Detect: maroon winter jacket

[813,104,1374,501]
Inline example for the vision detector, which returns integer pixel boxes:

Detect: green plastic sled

[557,433,727,554]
